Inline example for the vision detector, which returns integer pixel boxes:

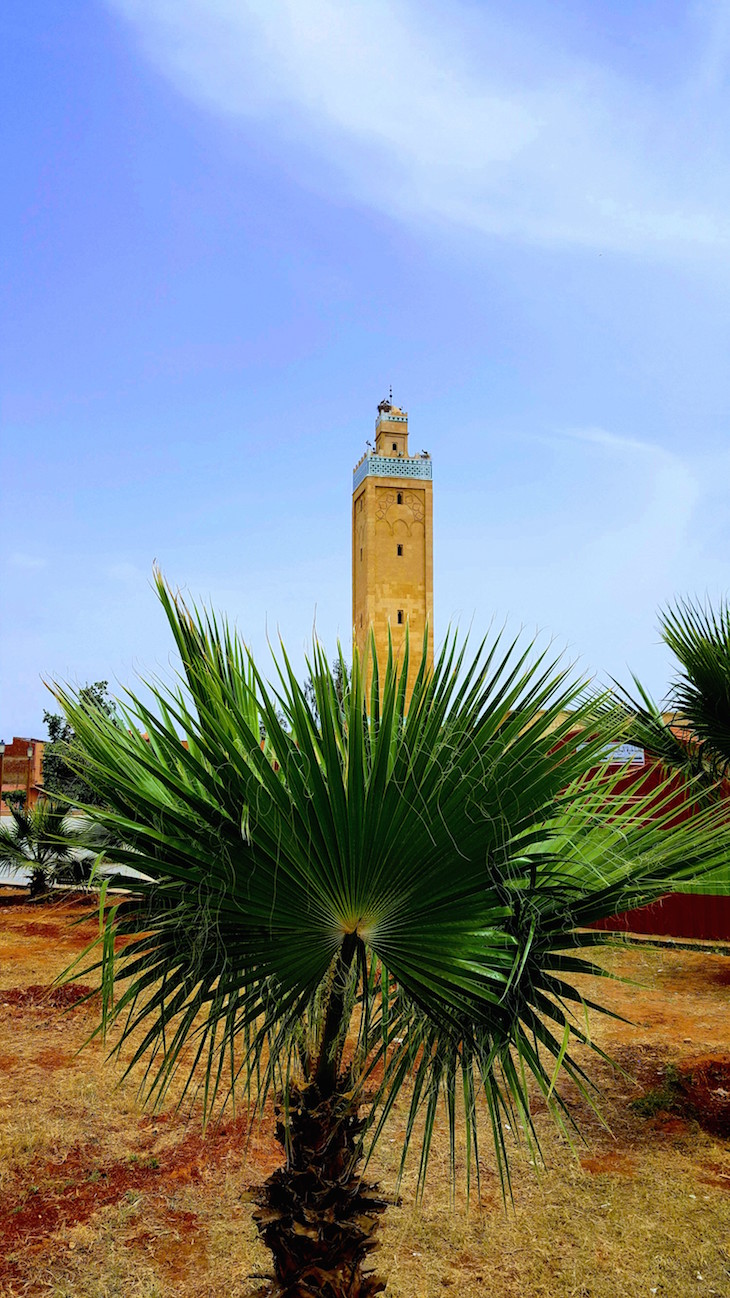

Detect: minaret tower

[352,395,434,694]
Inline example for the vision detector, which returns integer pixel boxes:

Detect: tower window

[397,492,403,504]
[392,442,398,451]
[397,544,403,556]
[397,609,404,625]
[360,548,363,561]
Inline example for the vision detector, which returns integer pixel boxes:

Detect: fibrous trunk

[252,1082,387,1297]
[28,869,48,899]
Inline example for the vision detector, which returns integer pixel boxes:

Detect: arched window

[397,609,404,625]
[397,544,403,556]
[397,492,403,505]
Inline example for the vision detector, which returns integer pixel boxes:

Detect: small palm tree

[622,596,730,786]
[0,799,95,897]
[57,576,730,1296]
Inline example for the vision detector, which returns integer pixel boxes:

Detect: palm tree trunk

[252,936,387,1297]
[253,1084,386,1297]
[28,867,48,898]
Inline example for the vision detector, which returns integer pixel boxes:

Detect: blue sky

[3,0,730,737]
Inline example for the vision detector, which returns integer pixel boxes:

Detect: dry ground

[1,890,729,1298]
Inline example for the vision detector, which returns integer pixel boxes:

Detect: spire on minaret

[374,395,408,456]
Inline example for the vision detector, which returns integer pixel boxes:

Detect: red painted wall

[592,893,730,943]
[588,744,730,941]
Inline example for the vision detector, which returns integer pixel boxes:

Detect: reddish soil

[580,1152,638,1176]
[2,1117,252,1259]
[677,1055,730,1137]
[648,1113,692,1137]
[0,982,96,1009]
[697,1160,730,1192]
[0,891,284,1293]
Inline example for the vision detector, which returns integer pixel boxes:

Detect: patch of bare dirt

[1,1117,250,1258]
[580,1152,637,1176]
[645,1113,692,1139]
[698,1160,730,1192]
[0,982,96,1009]
[678,1055,730,1138]
[576,943,730,1056]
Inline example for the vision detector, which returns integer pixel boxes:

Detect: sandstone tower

[352,396,434,693]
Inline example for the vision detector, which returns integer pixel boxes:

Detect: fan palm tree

[56,576,730,1297]
[621,596,730,786]
[0,799,96,897]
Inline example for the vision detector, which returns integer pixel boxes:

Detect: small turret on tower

[375,395,409,457]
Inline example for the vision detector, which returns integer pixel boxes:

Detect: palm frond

[614,672,706,781]
[660,596,730,778]
[54,573,730,1193]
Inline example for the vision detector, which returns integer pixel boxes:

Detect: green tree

[304,656,350,727]
[622,596,730,786]
[2,790,26,812]
[0,800,99,897]
[57,576,730,1296]
[42,681,116,806]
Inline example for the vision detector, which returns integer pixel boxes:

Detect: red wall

[589,745,730,941]
[592,893,730,943]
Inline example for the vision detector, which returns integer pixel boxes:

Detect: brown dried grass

[1,890,729,1298]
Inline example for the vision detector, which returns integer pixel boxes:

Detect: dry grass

[1,891,730,1297]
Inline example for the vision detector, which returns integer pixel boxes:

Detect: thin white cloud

[560,427,665,456]
[108,0,730,256]
[107,562,147,583]
[692,0,730,92]
[8,554,46,571]
[556,426,702,602]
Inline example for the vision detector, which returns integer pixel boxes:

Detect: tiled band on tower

[352,398,434,697]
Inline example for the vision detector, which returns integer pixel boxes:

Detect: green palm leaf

[620,596,730,786]
[660,596,730,778]
[616,672,706,779]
